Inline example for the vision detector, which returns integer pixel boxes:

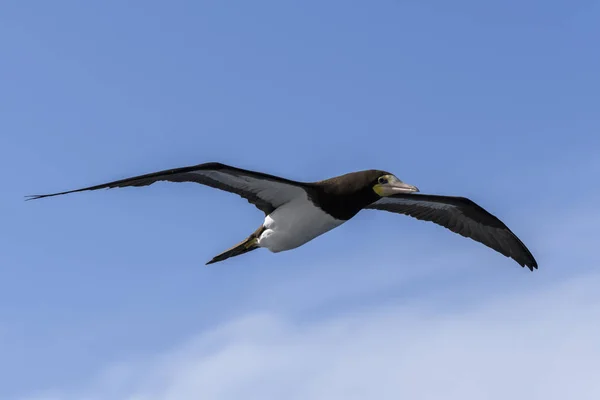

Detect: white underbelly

[257,196,345,253]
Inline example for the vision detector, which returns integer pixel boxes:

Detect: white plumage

[257,195,345,253]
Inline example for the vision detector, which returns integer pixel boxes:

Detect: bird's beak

[390,181,419,194]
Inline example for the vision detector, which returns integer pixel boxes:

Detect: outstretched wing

[365,194,538,270]
[26,162,308,215]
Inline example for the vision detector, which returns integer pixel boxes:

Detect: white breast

[257,195,345,253]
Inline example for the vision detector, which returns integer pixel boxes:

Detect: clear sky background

[2,1,600,399]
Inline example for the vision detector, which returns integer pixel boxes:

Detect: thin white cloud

[22,269,600,400]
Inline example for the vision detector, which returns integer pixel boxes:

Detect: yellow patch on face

[372,174,394,196]
[373,184,386,196]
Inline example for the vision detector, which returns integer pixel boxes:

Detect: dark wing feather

[365,194,538,270]
[25,162,308,214]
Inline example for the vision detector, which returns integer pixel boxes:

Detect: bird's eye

[378,177,388,184]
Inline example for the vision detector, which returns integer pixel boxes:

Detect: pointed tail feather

[205,236,259,265]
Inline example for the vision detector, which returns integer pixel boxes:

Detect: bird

[26,162,538,270]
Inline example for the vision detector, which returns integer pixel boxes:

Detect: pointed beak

[391,181,419,194]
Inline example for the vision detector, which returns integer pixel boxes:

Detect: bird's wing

[365,194,538,270]
[26,162,309,215]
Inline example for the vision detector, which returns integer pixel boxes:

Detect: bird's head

[372,172,419,197]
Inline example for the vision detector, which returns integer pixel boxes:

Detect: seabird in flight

[26,162,538,270]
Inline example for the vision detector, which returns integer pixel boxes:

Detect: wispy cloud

[23,270,600,400]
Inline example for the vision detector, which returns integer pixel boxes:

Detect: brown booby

[26,162,538,270]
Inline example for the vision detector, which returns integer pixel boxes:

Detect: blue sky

[2,1,600,399]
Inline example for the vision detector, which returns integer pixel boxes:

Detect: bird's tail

[205,227,264,265]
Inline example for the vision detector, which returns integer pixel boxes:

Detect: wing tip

[24,192,68,201]
[24,186,109,201]
[521,258,538,272]
[24,194,47,201]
